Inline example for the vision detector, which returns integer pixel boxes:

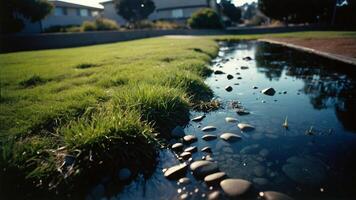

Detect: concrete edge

[259,39,356,66]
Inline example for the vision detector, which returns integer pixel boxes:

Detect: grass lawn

[0,31,355,196]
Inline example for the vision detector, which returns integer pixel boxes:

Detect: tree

[188,8,222,29]
[219,0,242,23]
[0,0,53,33]
[114,0,155,23]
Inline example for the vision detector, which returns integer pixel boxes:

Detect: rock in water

[171,126,185,138]
[214,70,225,75]
[238,123,255,132]
[178,177,191,185]
[236,109,250,115]
[172,143,183,151]
[183,135,197,144]
[225,117,238,123]
[118,168,131,181]
[202,126,217,132]
[261,191,294,200]
[227,74,234,79]
[208,191,221,200]
[164,163,188,180]
[241,66,249,69]
[220,133,241,142]
[190,160,219,179]
[184,146,197,153]
[202,134,217,141]
[204,172,227,185]
[180,152,192,160]
[225,86,233,92]
[201,146,212,153]
[220,179,252,197]
[261,88,276,96]
[243,56,253,61]
[192,115,205,122]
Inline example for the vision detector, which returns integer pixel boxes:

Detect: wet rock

[118,168,131,181]
[208,191,221,200]
[282,156,326,185]
[204,172,227,185]
[183,135,197,144]
[192,115,205,122]
[227,74,234,80]
[253,178,268,186]
[202,126,217,132]
[241,66,249,69]
[164,163,188,180]
[178,177,191,185]
[220,133,241,142]
[261,191,294,200]
[225,86,233,92]
[214,70,225,75]
[237,77,242,79]
[184,146,197,153]
[225,117,238,123]
[180,152,192,160]
[261,88,276,96]
[283,91,287,94]
[180,193,189,199]
[236,109,250,115]
[202,134,217,141]
[243,56,252,61]
[253,86,258,89]
[201,146,212,153]
[220,179,252,198]
[190,160,219,179]
[236,72,241,75]
[238,123,255,132]
[205,154,214,161]
[172,143,184,152]
[171,126,185,138]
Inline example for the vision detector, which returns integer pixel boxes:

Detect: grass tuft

[19,75,48,88]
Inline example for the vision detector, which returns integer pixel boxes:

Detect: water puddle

[89,41,356,200]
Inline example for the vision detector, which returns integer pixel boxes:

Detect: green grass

[0,31,355,195]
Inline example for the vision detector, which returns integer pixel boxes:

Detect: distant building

[22,0,103,33]
[101,0,218,25]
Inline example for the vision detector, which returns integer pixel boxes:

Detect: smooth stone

[192,115,205,122]
[214,70,225,74]
[243,56,252,61]
[202,134,217,141]
[171,126,185,138]
[261,87,276,96]
[208,191,221,200]
[183,135,197,144]
[204,172,227,185]
[237,77,242,79]
[283,91,287,94]
[180,193,189,199]
[178,177,191,185]
[262,191,294,200]
[164,163,188,180]
[179,152,192,160]
[172,143,183,151]
[236,109,250,115]
[202,126,217,132]
[118,168,131,181]
[220,179,252,197]
[225,117,238,123]
[227,74,234,79]
[201,146,212,153]
[190,160,219,178]
[184,146,197,153]
[225,86,233,92]
[238,123,255,132]
[253,86,258,89]
[205,154,214,161]
[220,133,241,142]
[253,178,268,185]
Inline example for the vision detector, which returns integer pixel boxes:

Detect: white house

[22,0,103,33]
[101,0,218,25]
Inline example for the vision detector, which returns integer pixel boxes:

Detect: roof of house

[48,0,104,10]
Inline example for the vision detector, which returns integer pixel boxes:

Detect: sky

[56,0,257,8]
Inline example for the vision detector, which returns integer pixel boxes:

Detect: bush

[82,18,119,31]
[81,21,96,31]
[130,20,182,30]
[44,25,80,33]
[188,8,222,29]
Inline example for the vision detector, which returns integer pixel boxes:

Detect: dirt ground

[266,37,356,59]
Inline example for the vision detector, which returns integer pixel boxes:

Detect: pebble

[227,74,234,79]
[214,70,225,74]
[164,163,188,179]
[208,191,221,200]
[261,87,276,96]
[253,86,258,89]
[220,179,252,197]
[178,177,191,185]
[202,134,217,141]
[184,146,197,153]
[192,115,205,122]
[225,117,238,123]
[190,160,219,179]
[204,172,227,185]
[171,126,185,138]
[202,126,217,132]
[261,191,294,200]
[236,109,250,115]
[225,86,233,92]
[180,152,192,160]
[237,123,255,132]
[183,135,197,144]
[180,193,189,199]
[220,133,241,142]
[201,146,212,153]
[172,143,184,151]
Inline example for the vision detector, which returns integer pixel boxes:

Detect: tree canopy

[0,0,53,33]
[114,0,155,23]
[219,0,242,23]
